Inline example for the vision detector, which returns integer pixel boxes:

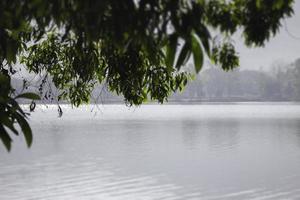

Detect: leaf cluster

[0,71,39,151]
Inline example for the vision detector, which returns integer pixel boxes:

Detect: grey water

[1,103,300,200]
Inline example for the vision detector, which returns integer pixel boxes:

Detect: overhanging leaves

[191,34,204,73]
[194,25,211,57]
[0,125,12,152]
[176,42,191,70]
[15,92,40,100]
[166,34,178,69]
[15,113,33,148]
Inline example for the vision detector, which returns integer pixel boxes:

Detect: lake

[1,103,300,200]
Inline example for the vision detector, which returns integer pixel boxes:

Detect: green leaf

[256,0,262,8]
[15,113,32,147]
[29,101,36,112]
[194,25,211,57]
[175,42,191,70]
[0,125,12,152]
[15,92,40,100]
[166,34,178,69]
[6,41,18,64]
[273,0,284,10]
[0,115,19,135]
[9,98,26,116]
[191,34,204,73]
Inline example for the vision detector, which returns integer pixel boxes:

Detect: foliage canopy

[0,0,294,151]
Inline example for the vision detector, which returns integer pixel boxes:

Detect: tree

[0,0,295,151]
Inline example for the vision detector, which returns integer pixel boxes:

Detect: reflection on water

[1,104,300,199]
[206,120,240,152]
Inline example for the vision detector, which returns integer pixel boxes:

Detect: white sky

[235,1,300,70]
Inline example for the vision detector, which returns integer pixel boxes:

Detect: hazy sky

[236,1,300,70]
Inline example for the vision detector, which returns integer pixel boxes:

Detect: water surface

[1,104,300,199]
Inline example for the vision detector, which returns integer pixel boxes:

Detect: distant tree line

[171,58,300,102]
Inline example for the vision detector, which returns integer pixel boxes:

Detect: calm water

[1,104,300,200]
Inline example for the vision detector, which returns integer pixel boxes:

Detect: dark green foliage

[0,0,295,151]
[166,34,178,69]
[212,42,239,71]
[0,73,38,151]
[191,34,204,73]
[176,42,191,70]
